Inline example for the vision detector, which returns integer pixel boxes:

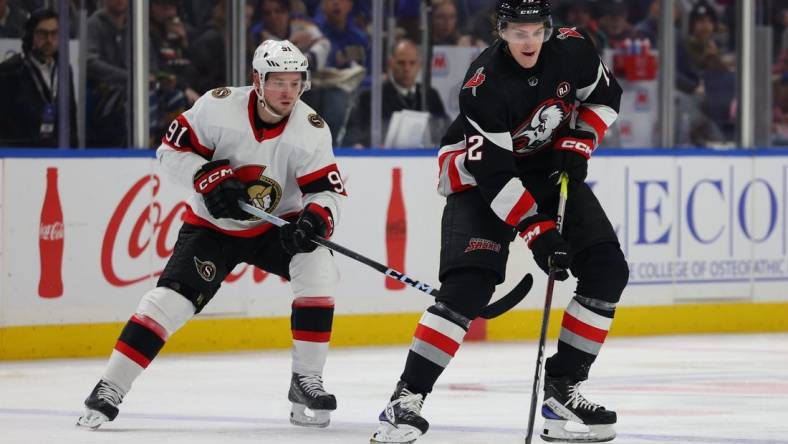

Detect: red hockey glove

[193,159,252,220]
[551,128,596,182]
[279,203,334,255]
[518,214,571,281]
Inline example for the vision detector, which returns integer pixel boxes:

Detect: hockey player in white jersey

[77,40,347,430]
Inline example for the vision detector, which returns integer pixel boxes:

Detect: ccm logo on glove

[520,220,557,248]
[555,137,594,159]
[195,165,234,193]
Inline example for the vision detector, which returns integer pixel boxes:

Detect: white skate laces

[566,381,602,411]
[97,382,124,407]
[392,388,424,416]
[298,374,329,397]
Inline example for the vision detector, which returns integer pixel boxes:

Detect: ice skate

[370,381,429,444]
[540,376,616,442]
[76,379,125,430]
[288,372,336,427]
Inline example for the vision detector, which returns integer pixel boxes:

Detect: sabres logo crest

[511,98,571,154]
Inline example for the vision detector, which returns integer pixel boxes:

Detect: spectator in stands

[431,0,485,47]
[0,8,77,147]
[597,0,634,49]
[316,0,368,71]
[85,0,128,147]
[344,39,448,148]
[557,0,606,52]
[0,0,28,38]
[149,0,198,145]
[685,0,730,72]
[461,1,497,46]
[190,0,226,94]
[250,0,330,71]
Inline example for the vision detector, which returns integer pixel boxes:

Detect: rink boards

[1,150,787,359]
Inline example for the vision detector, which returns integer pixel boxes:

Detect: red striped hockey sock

[291,297,334,374]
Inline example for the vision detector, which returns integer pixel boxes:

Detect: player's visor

[499,20,553,43]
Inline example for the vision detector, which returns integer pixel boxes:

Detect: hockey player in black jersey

[371,1,626,443]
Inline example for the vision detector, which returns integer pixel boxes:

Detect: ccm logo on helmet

[559,138,594,157]
[197,166,234,191]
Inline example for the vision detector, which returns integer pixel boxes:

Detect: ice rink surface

[1,333,787,444]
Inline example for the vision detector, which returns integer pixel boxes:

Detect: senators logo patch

[462,67,486,96]
[308,113,325,128]
[236,165,283,215]
[211,87,231,98]
[194,257,217,282]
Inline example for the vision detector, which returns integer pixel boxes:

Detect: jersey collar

[247,90,289,142]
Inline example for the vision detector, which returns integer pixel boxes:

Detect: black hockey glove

[518,214,572,281]
[193,159,252,220]
[279,203,334,255]
[551,128,596,182]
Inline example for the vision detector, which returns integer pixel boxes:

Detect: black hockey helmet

[496,0,553,41]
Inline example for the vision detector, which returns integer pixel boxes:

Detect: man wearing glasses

[0,8,78,147]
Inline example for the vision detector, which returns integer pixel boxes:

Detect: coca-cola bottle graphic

[38,167,64,298]
[385,167,407,290]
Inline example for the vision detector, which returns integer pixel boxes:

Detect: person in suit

[344,39,448,147]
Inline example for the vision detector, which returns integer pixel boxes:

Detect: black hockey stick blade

[479,273,533,319]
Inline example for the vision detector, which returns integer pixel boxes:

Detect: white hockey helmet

[252,39,311,98]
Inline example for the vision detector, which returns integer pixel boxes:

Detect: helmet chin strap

[258,95,285,120]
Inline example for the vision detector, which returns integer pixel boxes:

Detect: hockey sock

[546,295,615,380]
[400,302,471,394]
[103,314,169,394]
[291,297,334,375]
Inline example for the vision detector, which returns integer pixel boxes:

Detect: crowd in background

[0,0,786,148]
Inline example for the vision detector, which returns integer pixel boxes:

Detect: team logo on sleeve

[308,113,325,128]
[211,87,231,98]
[462,67,486,97]
[194,257,217,282]
[512,98,571,154]
[556,27,584,40]
[235,165,283,214]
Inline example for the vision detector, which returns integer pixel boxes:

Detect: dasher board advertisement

[1,154,787,328]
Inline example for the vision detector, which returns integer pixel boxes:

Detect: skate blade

[540,419,616,443]
[75,410,110,430]
[290,402,331,428]
[370,421,422,443]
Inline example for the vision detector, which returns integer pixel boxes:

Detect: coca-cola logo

[102,175,274,287]
[40,222,64,240]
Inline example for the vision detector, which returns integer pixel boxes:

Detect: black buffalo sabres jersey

[437,27,622,229]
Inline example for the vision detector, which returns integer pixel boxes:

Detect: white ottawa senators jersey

[156,86,346,237]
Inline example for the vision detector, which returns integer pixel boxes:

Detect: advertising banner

[1,154,787,328]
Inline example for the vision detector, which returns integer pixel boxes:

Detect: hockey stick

[238,201,532,319]
[525,172,570,444]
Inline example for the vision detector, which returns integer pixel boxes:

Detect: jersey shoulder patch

[211,87,232,99]
[555,27,585,40]
[307,113,325,128]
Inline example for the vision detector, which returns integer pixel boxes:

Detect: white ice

[1,333,787,444]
